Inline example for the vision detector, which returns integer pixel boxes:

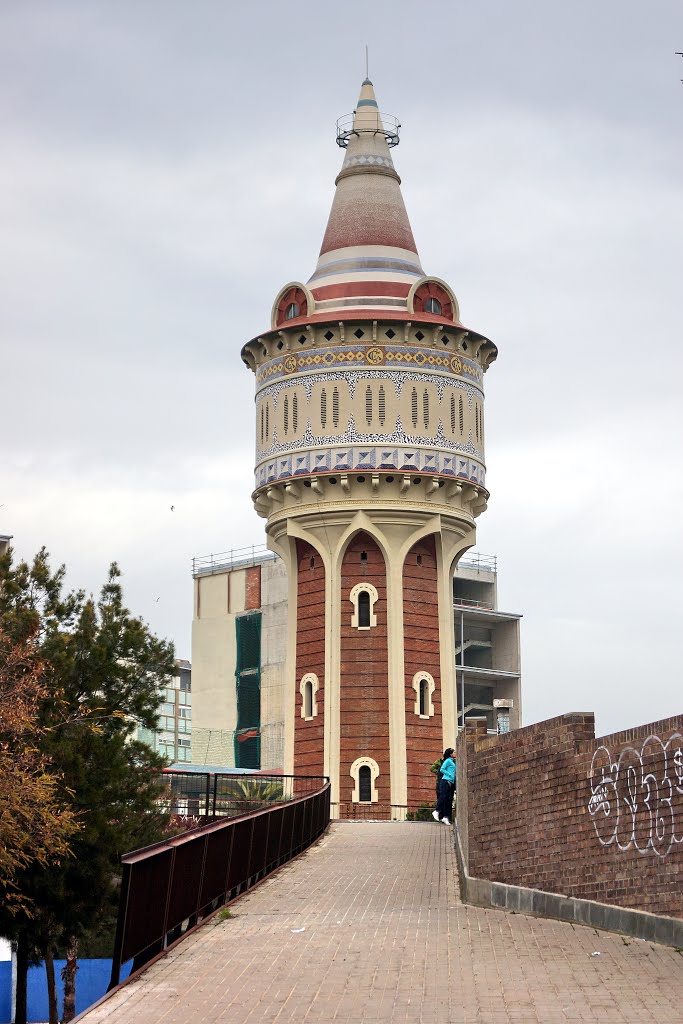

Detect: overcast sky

[2,1,682,737]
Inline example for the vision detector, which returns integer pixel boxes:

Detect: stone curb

[453,824,683,949]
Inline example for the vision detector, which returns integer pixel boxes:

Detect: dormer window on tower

[424,297,442,315]
[272,283,311,328]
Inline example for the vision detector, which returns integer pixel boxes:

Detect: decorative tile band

[255,344,482,387]
[254,446,486,490]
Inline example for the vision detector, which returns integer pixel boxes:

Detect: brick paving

[82,822,683,1024]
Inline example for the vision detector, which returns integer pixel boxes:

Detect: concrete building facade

[135,659,193,765]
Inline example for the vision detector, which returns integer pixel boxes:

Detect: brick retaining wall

[456,713,683,917]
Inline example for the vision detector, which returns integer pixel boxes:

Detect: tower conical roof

[307,78,424,318]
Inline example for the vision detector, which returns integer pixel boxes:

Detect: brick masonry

[402,536,443,809]
[244,565,261,610]
[293,540,325,777]
[339,532,390,814]
[456,712,683,917]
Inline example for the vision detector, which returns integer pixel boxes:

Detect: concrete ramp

[81,822,683,1023]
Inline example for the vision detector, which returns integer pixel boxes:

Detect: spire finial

[365,45,369,82]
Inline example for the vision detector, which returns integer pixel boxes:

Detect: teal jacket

[439,757,456,784]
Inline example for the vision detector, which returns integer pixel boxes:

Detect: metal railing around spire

[336,111,401,148]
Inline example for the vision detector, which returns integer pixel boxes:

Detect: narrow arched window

[450,393,456,434]
[411,388,418,428]
[283,395,289,435]
[321,389,327,428]
[332,386,339,427]
[424,296,442,315]
[285,302,299,320]
[458,396,464,435]
[423,389,429,429]
[292,393,298,432]
[378,386,386,426]
[303,678,313,719]
[358,591,371,628]
[419,678,428,717]
[365,385,372,426]
[358,765,372,802]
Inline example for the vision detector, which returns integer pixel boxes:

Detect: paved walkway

[83,822,683,1023]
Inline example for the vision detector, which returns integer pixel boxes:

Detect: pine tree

[0,547,175,1024]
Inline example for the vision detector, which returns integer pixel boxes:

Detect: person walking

[432,747,456,825]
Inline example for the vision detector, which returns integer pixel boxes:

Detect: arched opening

[303,679,313,719]
[424,296,442,315]
[358,591,371,628]
[419,678,428,717]
[285,301,299,320]
[358,765,372,802]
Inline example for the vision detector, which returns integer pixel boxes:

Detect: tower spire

[308,77,423,317]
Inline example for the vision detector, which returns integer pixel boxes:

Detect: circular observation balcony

[336,111,401,148]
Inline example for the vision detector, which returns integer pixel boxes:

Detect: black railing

[109,779,330,989]
[160,770,324,824]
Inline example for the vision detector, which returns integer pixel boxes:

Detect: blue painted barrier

[0,962,11,1024]
[0,958,132,1023]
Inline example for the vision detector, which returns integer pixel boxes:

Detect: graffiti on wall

[588,734,683,856]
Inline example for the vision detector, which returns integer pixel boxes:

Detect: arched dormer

[271,282,314,328]
[408,277,460,324]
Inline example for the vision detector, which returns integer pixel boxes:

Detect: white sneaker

[432,810,440,822]
[441,818,451,825]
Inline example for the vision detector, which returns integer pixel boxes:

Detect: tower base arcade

[268,503,475,817]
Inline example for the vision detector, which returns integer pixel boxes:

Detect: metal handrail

[109,780,330,990]
[336,111,401,148]
[457,552,497,573]
[453,598,494,610]
[192,545,276,576]
[193,545,497,577]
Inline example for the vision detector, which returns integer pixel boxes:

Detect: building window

[424,296,442,315]
[412,671,436,719]
[350,583,378,629]
[285,302,299,320]
[299,672,319,721]
[350,757,379,803]
[235,613,261,769]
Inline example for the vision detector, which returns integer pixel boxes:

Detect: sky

[2,0,682,737]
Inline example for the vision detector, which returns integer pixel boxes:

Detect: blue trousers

[436,778,454,821]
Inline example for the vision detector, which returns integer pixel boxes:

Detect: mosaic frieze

[254,447,485,489]
[257,368,482,404]
[256,414,483,462]
[255,344,483,387]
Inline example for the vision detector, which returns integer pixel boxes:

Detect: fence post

[108,862,132,990]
